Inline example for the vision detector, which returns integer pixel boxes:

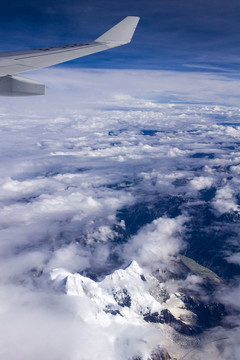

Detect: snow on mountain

[50,260,192,331]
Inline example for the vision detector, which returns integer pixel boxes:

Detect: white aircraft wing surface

[0,16,139,96]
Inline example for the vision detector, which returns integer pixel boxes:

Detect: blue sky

[1,0,240,71]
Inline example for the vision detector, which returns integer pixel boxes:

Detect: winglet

[95,16,140,46]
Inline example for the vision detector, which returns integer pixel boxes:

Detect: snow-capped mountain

[50,258,226,359]
[51,261,162,321]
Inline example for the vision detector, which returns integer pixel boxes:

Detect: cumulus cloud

[123,215,187,270]
[190,176,214,190]
[212,185,239,214]
[226,252,240,266]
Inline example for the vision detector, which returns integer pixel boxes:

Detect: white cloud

[190,176,213,190]
[123,216,187,270]
[226,252,240,266]
[212,185,239,214]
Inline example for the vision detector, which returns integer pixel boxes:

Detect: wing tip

[95,16,140,46]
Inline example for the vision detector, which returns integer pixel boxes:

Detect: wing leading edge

[0,16,139,96]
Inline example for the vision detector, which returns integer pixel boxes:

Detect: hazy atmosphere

[0,1,240,359]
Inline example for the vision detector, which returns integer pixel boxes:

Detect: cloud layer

[0,68,240,359]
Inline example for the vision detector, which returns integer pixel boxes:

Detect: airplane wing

[0,16,139,96]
